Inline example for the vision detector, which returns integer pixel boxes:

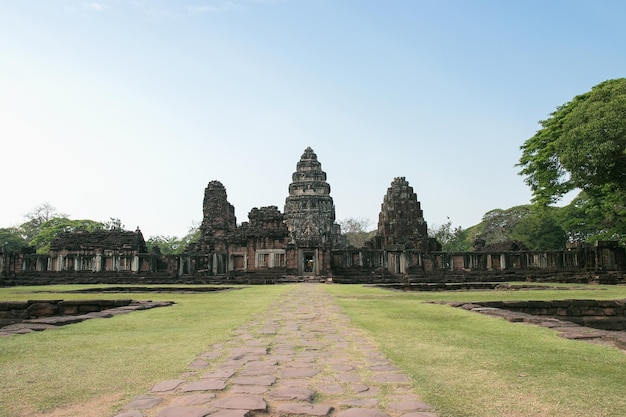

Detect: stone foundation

[470,299,626,331]
[0,298,174,336]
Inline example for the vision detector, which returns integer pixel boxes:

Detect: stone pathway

[113,284,438,417]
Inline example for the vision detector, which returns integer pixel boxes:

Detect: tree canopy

[338,218,376,248]
[518,78,626,205]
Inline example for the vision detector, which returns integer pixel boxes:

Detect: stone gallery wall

[2,147,626,284]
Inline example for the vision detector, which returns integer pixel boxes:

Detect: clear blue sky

[1,0,625,238]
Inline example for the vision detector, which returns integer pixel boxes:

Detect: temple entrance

[303,253,315,276]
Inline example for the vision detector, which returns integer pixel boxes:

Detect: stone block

[26,302,58,318]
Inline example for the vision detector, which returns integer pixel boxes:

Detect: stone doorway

[303,252,315,276]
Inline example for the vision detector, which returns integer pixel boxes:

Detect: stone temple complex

[1,147,625,284]
[182,147,345,277]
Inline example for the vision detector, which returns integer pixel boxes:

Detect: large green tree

[428,217,470,251]
[509,207,567,250]
[558,186,626,243]
[19,202,68,243]
[518,78,626,205]
[0,228,30,252]
[338,218,376,248]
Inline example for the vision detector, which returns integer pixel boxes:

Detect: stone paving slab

[113,284,438,417]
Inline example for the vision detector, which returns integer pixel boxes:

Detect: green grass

[0,284,291,417]
[324,284,626,417]
[3,282,626,417]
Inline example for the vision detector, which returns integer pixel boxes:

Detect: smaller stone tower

[194,180,237,252]
[369,177,440,251]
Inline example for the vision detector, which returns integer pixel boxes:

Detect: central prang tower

[283,147,342,275]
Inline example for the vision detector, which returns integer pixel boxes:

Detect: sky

[1,0,625,239]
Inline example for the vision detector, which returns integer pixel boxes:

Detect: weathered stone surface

[335,372,361,382]
[26,302,57,318]
[316,383,344,394]
[276,403,333,416]
[276,378,311,387]
[188,359,209,369]
[399,413,439,417]
[211,395,267,411]
[112,411,143,417]
[230,375,276,386]
[281,367,320,378]
[341,398,379,407]
[230,347,268,356]
[50,229,147,253]
[370,373,411,383]
[331,364,355,372]
[268,387,316,401]
[389,400,434,411]
[369,364,400,372]
[210,410,251,417]
[335,408,390,417]
[238,365,277,376]
[170,393,216,405]
[180,380,226,392]
[151,379,185,392]
[202,369,237,379]
[229,385,268,395]
[123,395,162,409]
[155,406,215,417]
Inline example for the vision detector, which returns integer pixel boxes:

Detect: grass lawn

[0,284,292,417]
[2,282,626,417]
[325,283,626,417]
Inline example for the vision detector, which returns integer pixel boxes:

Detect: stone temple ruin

[1,147,626,284]
[182,147,345,277]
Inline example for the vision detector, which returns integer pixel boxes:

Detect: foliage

[338,217,376,248]
[0,228,30,252]
[19,202,68,243]
[103,217,124,231]
[30,218,105,254]
[428,217,470,251]
[146,235,185,255]
[518,78,626,206]
[476,206,534,243]
[146,223,201,254]
[558,187,626,244]
[509,207,567,250]
[440,205,568,251]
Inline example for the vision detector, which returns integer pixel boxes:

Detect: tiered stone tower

[283,147,341,247]
[370,176,439,251]
[194,180,237,252]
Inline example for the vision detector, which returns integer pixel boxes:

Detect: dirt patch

[32,393,124,417]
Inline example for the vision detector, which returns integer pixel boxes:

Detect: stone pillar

[399,252,407,274]
[178,256,185,276]
[95,255,102,272]
[132,256,139,272]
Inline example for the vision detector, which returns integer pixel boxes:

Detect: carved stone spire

[376,177,433,249]
[284,147,340,246]
[195,180,237,251]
